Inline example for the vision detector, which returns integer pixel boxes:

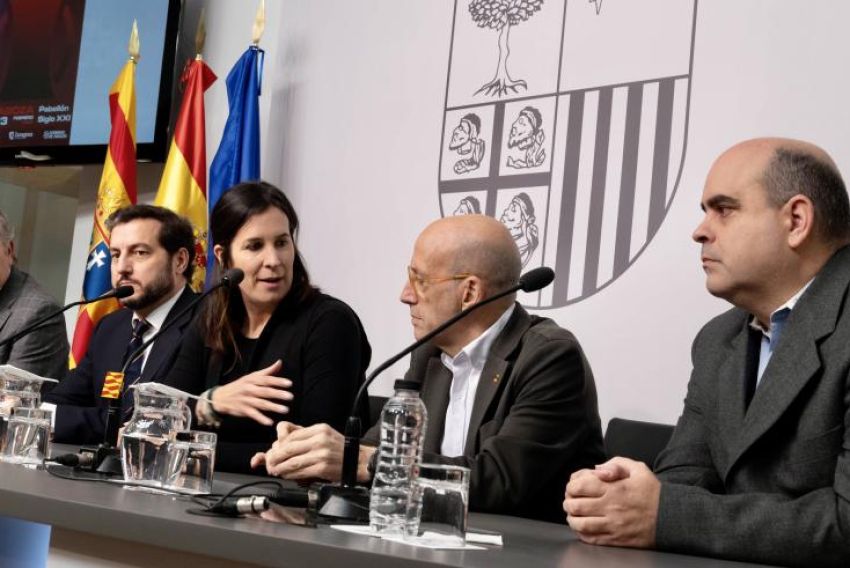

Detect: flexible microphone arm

[100,269,245,450]
[119,269,244,377]
[0,285,134,351]
[339,266,555,488]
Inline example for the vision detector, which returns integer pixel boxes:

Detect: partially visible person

[0,207,68,380]
[254,214,604,523]
[44,205,197,444]
[167,181,371,474]
[565,138,850,567]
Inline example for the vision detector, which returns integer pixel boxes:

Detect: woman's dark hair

[202,181,317,354]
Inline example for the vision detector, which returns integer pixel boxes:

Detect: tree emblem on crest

[470,0,544,97]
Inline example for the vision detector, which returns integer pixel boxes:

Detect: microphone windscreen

[221,268,245,287]
[110,285,135,299]
[519,266,555,292]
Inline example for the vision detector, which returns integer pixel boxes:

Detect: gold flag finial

[252,0,266,45]
[195,8,207,56]
[128,20,140,62]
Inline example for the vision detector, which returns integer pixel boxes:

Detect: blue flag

[207,46,263,285]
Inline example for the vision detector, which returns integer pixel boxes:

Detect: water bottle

[369,379,428,534]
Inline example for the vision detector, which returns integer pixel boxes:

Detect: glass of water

[162,431,216,495]
[0,407,52,467]
[404,463,470,546]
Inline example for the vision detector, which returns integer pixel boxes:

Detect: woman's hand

[210,360,293,426]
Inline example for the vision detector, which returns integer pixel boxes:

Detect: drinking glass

[162,431,217,495]
[0,407,52,467]
[403,463,470,546]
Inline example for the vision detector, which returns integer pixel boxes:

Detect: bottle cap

[393,379,421,392]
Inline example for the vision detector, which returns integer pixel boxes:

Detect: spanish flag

[69,23,139,369]
[154,56,216,291]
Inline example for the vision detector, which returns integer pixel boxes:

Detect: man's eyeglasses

[407,266,473,293]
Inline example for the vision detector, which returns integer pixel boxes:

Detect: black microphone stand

[312,267,555,523]
[0,286,134,352]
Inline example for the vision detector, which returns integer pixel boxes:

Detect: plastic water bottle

[369,379,428,534]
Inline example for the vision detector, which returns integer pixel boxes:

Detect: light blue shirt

[749,280,813,385]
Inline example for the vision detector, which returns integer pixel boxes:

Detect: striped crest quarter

[439,0,697,309]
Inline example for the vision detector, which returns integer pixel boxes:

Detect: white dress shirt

[440,304,515,457]
[135,286,183,374]
[41,287,184,426]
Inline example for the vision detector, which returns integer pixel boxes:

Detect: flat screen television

[0,0,180,165]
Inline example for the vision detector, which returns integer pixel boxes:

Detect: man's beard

[121,272,175,312]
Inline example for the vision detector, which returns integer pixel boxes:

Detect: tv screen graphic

[0,0,179,164]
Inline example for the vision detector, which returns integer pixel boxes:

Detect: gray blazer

[654,245,850,567]
[0,267,68,380]
[368,304,605,523]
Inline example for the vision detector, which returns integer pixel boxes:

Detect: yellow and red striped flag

[69,22,139,369]
[100,372,125,399]
[154,56,216,291]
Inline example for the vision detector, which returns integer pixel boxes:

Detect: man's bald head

[716,137,850,246]
[418,214,521,293]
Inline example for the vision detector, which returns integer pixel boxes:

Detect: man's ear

[784,194,815,249]
[173,247,190,276]
[460,276,484,309]
[6,240,15,264]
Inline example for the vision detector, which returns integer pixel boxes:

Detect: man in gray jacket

[565,137,850,567]
[0,208,68,380]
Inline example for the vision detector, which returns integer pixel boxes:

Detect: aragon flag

[69,23,139,369]
[154,57,216,292]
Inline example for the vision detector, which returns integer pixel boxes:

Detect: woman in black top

[167,181,371,473]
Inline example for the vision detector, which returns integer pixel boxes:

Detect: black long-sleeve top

[166,292,371,474]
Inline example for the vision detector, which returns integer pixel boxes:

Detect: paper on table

[382,533,486,550]
[330,524,500,550]
[466,530,503,546]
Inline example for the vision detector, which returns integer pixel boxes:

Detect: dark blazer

[655,246,850,567]
[45,286,197,444]
[0,267,68,380]
[167,292,372,474]
[367,304,605,523]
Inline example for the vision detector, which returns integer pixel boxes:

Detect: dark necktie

[121,318,151,416]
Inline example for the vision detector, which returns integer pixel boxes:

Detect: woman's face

[216,207,295,314]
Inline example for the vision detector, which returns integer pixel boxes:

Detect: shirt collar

[134,286,184,334]
[749,278,813,336]
[441,304,515,369]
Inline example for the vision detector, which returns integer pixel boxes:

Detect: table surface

[0,447,777,568]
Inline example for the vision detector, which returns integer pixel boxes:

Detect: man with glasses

[253,214,605,523]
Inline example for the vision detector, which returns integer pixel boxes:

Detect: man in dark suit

[565,138,850,567]
[0,208,68,380]
[43,205,197,444]
[253,214,605,523]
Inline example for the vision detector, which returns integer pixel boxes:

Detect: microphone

[318,266,556,523]
[83,269,244,476]
[0,285,134,351]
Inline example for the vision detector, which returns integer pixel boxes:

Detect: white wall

[64,0,850,427]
